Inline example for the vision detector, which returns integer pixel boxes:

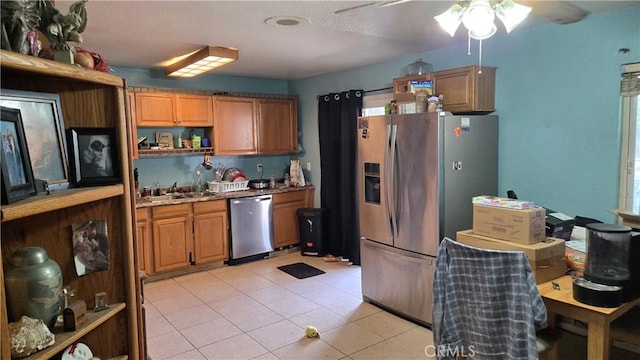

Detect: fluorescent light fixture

[165,46,238,78]
[495,0,532,33]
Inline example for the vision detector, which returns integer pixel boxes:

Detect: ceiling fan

[333,0,412,14]
[333,0,589,25]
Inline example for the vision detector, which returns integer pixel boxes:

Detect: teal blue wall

[117,5,639,222]
[291,5,640,222]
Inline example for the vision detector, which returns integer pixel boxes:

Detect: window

[362,92,393,116]
[618,63,640,212]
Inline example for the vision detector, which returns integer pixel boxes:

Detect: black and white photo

[68,128,121,187]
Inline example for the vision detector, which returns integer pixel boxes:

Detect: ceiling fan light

[435,3,465,37]
[462,0,495,34]
[495,0,532,33]
[468,22,497,40]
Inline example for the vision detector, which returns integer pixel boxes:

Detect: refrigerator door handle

[385,124,393,235]
[390,124,399,238]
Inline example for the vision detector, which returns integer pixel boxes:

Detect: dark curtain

[318,90,363,265]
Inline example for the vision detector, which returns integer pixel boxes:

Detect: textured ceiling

[54,0,637,79]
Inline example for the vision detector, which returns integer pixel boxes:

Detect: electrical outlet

[257,164,263,173]
[306,162,311,171]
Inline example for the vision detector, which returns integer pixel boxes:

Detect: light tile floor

[144,251,640,360]
[144,252,435,360]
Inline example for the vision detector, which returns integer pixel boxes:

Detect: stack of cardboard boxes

[456,196,568,284]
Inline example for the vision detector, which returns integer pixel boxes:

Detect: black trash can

[298,208,327,256]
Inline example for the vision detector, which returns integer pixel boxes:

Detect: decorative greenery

[36,0,87,51]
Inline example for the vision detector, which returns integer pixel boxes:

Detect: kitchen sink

[147,194,184,202]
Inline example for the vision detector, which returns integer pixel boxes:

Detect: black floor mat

[277,262,326,279]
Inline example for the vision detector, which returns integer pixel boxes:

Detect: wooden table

[537,275,640,360]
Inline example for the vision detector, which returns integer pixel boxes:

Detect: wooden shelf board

[0,50,124,87]
[20,303,126,360]
[1,184,124,222]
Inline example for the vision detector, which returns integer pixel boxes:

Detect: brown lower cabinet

[136,208,153,273]
[135,189,313,274]
[193,201,229,263]
[273,190,314,248]
[135,200,228,274]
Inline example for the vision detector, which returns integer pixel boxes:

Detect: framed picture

[68,128,121,187]
[1,107,37,204]
[0,89,70,191]
[71,219,110,276]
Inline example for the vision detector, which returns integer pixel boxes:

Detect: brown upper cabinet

[431,65,496,114]
[213,96,298,156]
[135,92,213,127]
[257,98,298,154]
[212,96,258,155]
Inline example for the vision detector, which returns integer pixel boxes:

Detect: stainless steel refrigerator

[358,111,498,326]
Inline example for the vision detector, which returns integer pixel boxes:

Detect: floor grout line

[145,253,434,360]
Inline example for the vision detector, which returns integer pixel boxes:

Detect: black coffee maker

[583,223,640,302]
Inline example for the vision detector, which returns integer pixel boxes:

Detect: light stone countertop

[135,185,314,208]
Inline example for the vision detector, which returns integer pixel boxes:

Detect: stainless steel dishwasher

[229,194,274,263]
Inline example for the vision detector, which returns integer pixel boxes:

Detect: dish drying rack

[208,180,249,193]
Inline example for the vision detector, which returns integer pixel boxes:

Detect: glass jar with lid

[406,58,433,76]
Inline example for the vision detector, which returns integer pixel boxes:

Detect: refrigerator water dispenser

[364,162,380,204]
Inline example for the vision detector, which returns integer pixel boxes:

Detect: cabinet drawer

[152,203,190,218]
[273,191,307,205]
[136,208,150,222]
[193,200,226,214]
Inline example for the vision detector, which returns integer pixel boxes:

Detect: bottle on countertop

[269,174,276,189]
[284,173,290,187]
[194,171,204,195]
[176,132,183,148]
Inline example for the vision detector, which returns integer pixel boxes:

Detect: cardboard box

[473,204,546,244]
[408,80,433,95]
[456,230,567,284]
[611,209,640,229]
[472,195,535,209]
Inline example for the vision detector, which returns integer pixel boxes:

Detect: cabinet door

[152,216,191,272]
[213,96,257,155]
[136,210,153,274]
[431,66,495,113]
[193,201,228,263]
[176,94,213,126]
[127,91,139,160]
[273,191,307,248]
[135,92,176,126]
[257,98,298,154]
